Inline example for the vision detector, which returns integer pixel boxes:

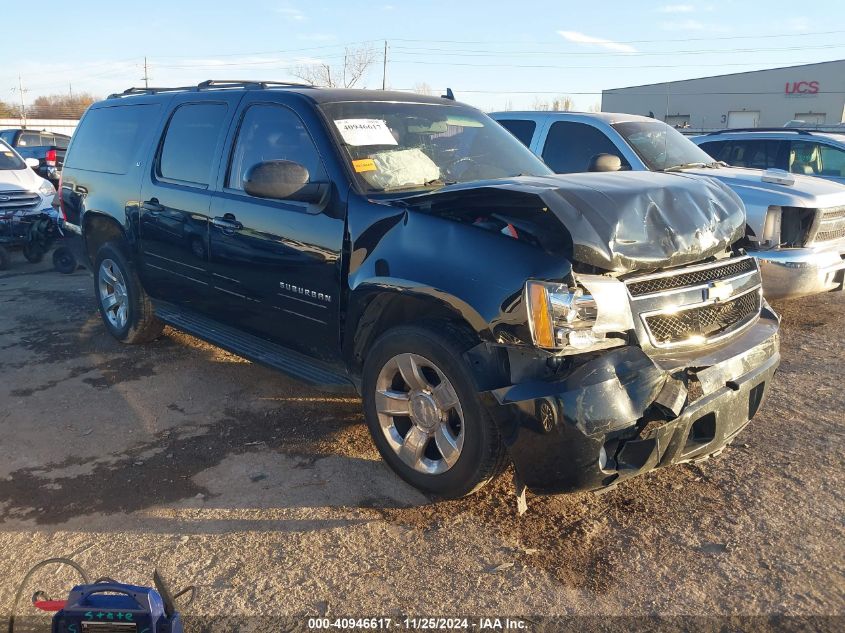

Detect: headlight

[525,276,634,352]
[760,205,781,247]
[38,180,56,196]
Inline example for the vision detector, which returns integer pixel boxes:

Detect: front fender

[344,196,572,347]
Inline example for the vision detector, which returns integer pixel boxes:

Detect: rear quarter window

[497,119,536,147]
[157,103,228,186]
[65,104,161,174]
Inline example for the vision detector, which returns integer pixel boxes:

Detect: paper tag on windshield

[334,119,397,146]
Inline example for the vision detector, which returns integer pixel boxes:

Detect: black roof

[107,80,454,106]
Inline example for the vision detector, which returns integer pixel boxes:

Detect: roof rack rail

[197,79,313,89]
[704,127,813,135]
[108,79,314,99]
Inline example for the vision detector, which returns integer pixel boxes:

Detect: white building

[602,59,845,129]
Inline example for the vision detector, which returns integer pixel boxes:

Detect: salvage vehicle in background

[693,128,845,186]
[0,139,59,269]
[61,81,779,498]
[492,111,845,300]
[0,128,70,187]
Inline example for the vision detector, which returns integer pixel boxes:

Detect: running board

[154,302,354,392]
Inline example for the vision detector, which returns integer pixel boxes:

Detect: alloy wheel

[374,352,465,475]
[98,258,129,330]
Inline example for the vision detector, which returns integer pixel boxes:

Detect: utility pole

[142,57,150,89]
[382,40,388,90]
[12,76,28,128]
[69,82,73,99]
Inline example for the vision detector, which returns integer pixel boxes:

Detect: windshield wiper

[661,162,709,172]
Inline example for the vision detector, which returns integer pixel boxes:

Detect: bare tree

[292,46,378,88]
[413,82,433,96]
[588,101,601,113]
[531,95,575,112]
[28,93,98,119]
[0,100,17,118]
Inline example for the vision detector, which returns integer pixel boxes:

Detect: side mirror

[243,160,327,203]
[587,153,622,173]
[25,157,40,168]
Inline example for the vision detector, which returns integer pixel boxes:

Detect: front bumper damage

[753,240,845,300]
[480,307,780,495]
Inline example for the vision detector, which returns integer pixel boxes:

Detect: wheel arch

[82,212,129,265]
[344,283,488,379]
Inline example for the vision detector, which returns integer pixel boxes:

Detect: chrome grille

[820,206,845,221]
[625,255,763,349]
[645,290,761,345]
[0,189,40,217]
[811,206,845,243]
[626,257,757,297]
[815,227,845,242]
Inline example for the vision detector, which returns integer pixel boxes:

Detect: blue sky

[1,0,843,112]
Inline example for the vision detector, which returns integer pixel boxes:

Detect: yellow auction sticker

[352,158,377,173]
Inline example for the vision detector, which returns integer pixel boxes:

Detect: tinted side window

[819,144,845,177]
[541,121,627,173]
[0,131,15,144]
[788,141,822,175]
[159,103,228,186]
[703,140,782,169]
[497,119,536,147]
[697,141,732,162]
[227,104,325,190]
[65,104,161,174]
[54,135,70,149]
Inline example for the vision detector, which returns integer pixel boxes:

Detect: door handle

[142,198,164,213]
[212,216,243,230]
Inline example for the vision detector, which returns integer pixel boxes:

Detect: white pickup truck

[491,111,845,300]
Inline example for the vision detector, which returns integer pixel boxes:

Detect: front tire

[23,242,44,263]
[94,242,163,344]
[362,324,507,498]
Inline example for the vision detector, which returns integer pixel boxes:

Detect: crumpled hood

[399,171,745,273]
[685,165,845,209]
[0,167,40,192]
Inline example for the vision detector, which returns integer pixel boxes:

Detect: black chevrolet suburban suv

[61,80,780,498]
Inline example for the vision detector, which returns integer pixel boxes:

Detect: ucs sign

[785,81,819,95]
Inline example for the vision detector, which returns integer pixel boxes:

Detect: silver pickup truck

[491,111,845,300]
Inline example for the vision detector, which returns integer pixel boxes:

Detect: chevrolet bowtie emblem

[706,280,733,303]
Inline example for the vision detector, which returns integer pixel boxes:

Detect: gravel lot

[0,257,843,631]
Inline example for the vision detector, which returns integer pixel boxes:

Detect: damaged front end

[358,172,780,495]
[475,253,779,495]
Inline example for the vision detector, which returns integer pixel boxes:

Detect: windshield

[0,140,25,171]
[613,120,716,171]
[320,101,552,193]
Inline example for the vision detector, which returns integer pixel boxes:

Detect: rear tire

[362,323,507,498]
[52,247,78,275]
[94,242,163,344]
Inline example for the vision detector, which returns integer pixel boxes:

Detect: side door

[138,95,239,312]
[539,121,631,173]
[207,99,345,360]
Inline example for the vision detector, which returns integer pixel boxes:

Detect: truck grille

[625,255,763,349]
[626,257,757,297]
[645,290,761,345]
[811,206,845,243]
[0,189,40,217]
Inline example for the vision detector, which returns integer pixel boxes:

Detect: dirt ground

[0,256,842,631]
